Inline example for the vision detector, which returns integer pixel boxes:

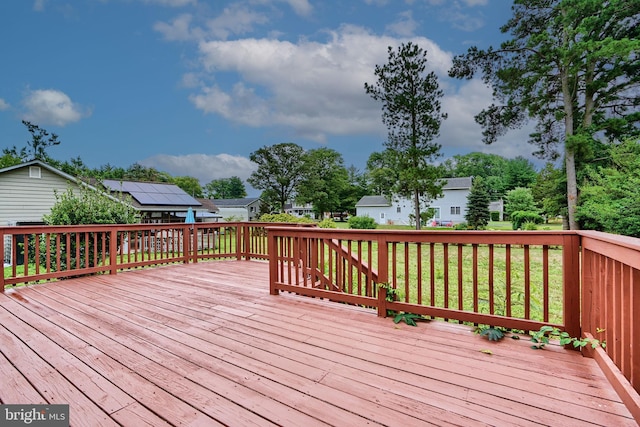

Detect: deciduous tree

[365,42,447,230]
[204,177,247,199]
[248,143,305,213]
[505,187,537,218]
[172,176,203,198]
[22,120,60,161]
[296,147,349,217]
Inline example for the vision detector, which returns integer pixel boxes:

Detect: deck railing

[0,222,307,288]
[268,227,580,335]
[267,226,640,420]
[579,230,640,420]
[2,223,639,419]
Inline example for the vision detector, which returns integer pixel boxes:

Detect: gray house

[212,198,262,221]
[355,177,473,226]
[0,160,103,267]
[0,160,91,227]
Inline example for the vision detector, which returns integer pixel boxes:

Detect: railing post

[581,246,594,349]
[236,224,243,261]
[109,228,118,275]
[377,234,389,318]
[244,223,251,261]
[563,233,581,339]
[1,228,5,291]
[268,228,278,295]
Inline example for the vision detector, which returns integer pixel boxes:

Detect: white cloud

[438,1,487,32]
[155,6,269,41]
[281,0,313,16]
[140,153,257,184]
[33,0,46,12]
[440,78,536,159]
[461,0,488,6]
[190,25,452,142]
[206,4,269,40]
[22,89,90,126]
[141,0,196,7]
[0,99,10,111]
[386,10,418,37]
[154,14,202,41]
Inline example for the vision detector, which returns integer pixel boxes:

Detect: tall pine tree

[465,177,491,230]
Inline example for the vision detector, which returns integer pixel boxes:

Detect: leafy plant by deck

[530,325,605,350]
[33,186,139,270]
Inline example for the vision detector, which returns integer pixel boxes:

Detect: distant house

[212,198,262,221]
[192,198,223,222]
[355,177,473,226]
[489,199,505,221]
[284,202,314,219]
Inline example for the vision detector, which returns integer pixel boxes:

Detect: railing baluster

[524,245,531,319]
[489,244,494,316]
[457,244,463,317]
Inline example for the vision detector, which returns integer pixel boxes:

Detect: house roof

[0,160,114,200]
[0,159,84,185]
[441,177,473,190]
[356,177,473,207]
[196,198,220,213]
[355,196,391,207]
[102,179,202,209]
[212,198,261,208]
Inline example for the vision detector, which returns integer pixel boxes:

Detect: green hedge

[347,215,377,229]
[511,211,543,230]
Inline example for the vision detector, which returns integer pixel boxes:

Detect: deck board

[0,260,636,426]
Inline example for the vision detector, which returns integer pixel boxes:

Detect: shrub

[258,213,314,223]
[38,186,140,271]
[454,222,470,230]
[511,210,543,230]
[490,211,500,221]
[318,218,337,228]
[348,215,377,229]
[523,221,538,230]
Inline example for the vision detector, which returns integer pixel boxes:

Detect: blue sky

[0,0,535,195]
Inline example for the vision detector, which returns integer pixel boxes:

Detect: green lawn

[335,219,565,231]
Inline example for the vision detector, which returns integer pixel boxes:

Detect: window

[380,212,385,219]
[396,207,401,213]
[29,166,41,178]
[450,206,461,215]
[432,207,441,219]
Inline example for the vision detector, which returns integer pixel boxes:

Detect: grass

[334,219,565,231]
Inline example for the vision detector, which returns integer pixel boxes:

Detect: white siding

[0,165,80,226]
[356,189,472,226]
[217,207,249,221]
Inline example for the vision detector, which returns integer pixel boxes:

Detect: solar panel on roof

[129,192,156,205]
[102,180,201,206]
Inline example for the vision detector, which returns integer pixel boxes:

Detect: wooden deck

[0,261,636,426]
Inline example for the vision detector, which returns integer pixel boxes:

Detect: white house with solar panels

[355,177,473,226]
